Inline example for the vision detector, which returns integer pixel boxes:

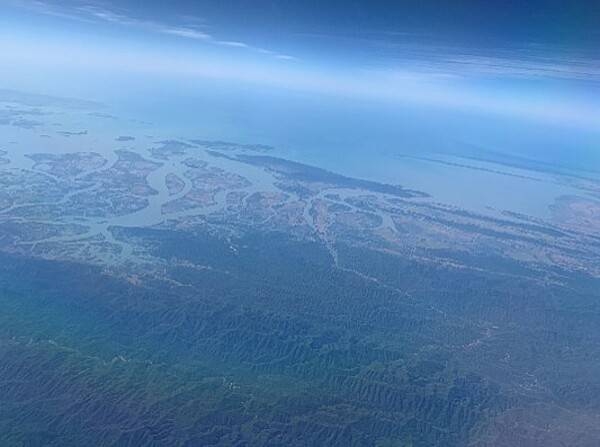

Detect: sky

[0,0,599,168]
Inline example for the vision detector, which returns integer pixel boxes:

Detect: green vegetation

[2,223,597,445]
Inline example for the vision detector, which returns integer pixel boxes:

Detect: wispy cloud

[4,1,598,130]
[13,0,297,61]
[216,40,249,48]
[399,52,600,82]
[295,30,600,83]
[160,27,212,40]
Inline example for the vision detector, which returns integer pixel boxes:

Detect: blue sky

[1,0,599,164]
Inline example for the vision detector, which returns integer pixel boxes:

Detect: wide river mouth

[0,96,592,228]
